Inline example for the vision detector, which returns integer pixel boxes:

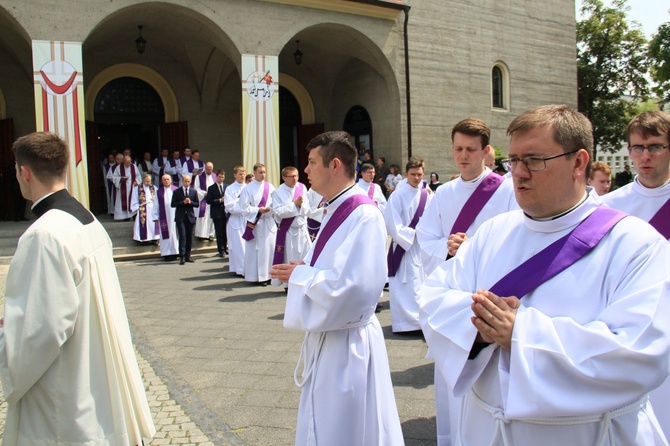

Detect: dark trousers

[176,219,194,258]
[213,216,227,253]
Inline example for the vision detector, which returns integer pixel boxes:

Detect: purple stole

[387,188,428,277]
[648,198,670,239]
[489,207,627,299]
[242,181,270,241]
[450,173,504,235]
[307,196,327,241]
[310,194,376,266]
[185,159,203,174]
[119,164,137,212]
[273,183,304,265]
[157,185,177,239]
[137,185,158,240]
[197,172,217,218]
[139,159,151,174]
[367,182,375,199]
[166,158,179,185]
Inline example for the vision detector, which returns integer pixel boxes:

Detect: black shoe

[185,257,195,263]
[217,252,223,258]
[179,258,185,265]
[375,303,383,313]
[222,249,229,255]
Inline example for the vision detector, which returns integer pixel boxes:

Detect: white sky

[575,0,670,38]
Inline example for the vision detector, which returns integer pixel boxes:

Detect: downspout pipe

[344,0,412,159]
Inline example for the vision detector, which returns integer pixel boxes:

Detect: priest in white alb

[420,105,670,446]
[271,131,404,446]
[110,154,141,221]
[383,156,432,333]
[270,166,312,289]
[236,163,277,285]
[153,174,179,261]
[130,173,160,243]
[602,110,670,438]
[356,162,387,211]
[225,165,247,276]
[193,161,216,239]
[0,132,155,444]
[415,118,518,445]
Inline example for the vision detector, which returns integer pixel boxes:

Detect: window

[491,62,510,111]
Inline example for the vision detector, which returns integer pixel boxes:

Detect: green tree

[649,21,670,104]
[577,0,649,155]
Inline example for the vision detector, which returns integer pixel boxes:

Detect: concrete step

[0,213,218,265]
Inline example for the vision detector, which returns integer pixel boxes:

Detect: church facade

[0,0,577,213]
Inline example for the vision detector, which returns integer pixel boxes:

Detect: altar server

[271,131,404,446]
[1,132,155,444]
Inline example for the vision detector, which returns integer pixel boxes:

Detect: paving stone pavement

[0,254,437,445]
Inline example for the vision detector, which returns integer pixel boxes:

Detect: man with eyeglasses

[602,110,670,240]
[416,117,517,446]
[420,105,670,445]
[270,166,312,290]
[602,110,670,439]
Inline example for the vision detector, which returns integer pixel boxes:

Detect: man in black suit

[171,173,199,264]
[206,169,228,257]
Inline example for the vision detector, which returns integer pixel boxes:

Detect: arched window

[492,66,504,109]
[491,62,510,111]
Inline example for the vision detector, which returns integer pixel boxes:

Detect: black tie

[185,187,188,196]
[219,185,223,195]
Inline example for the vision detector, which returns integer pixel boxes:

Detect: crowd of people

[1,106,669,445]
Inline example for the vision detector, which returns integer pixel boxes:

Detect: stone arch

[280,74,315,125]
[85,63,178,122]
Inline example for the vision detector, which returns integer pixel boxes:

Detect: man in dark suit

[206,169,228,257]
[171,173,199,264]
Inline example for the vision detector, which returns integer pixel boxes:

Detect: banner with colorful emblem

[32,40,89,208]
[241,55,280,187]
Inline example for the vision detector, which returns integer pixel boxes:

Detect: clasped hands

[471,290,519,350]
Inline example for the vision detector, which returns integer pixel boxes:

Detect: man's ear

[331,157,342,173]
[17,164,31,182]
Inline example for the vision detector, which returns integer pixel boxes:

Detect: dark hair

[13,132,69,186]
[306,131,357,179]
[253,163,265,172]
[452,118,491,148]
[405,156,424,172]
[360,163,375,173]
[216,169,225,176]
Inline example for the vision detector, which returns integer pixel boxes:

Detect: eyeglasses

[628,144,669,155]
[502,149,580,173]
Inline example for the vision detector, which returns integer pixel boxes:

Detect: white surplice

[225,180,247,275]
[415,168,518,445]
[602,177,670,231]
[103,162,115,214]
[193,172,216,239]
[383,182,433,332]
[130,184,160,242]
[356,179,387,211]
[270,182,312,287]
[603,176,670,439]
[0,190,155,445]
[152,186,179,257]
[151,156,170,186]
[109,163,141,220]
[416,168,518,276]
[419,196,670,446]
[284,186,404,446]
[236,179,277,282]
